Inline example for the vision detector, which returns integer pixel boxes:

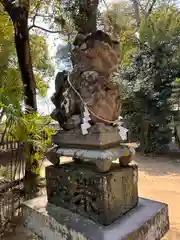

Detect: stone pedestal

[23,196,169,240]
[46,163,138,225]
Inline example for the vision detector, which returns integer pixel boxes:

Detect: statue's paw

[119,148,135,166]
[46,147,60,166]
[95,159,112,172]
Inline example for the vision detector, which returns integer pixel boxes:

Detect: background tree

[62,0,99,34]
[0,0,55,197]
[0,6,54,126]
[0,0,37,111]
[102,1,180,153]
[0,0,60,112]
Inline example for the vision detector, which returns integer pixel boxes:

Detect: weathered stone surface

[51,31,121,131]
[23,196,169,240]
[95,159,112,172]
[46,145,135,172]
[46,163,138,225]
[55,146,132,161]
[52,124,123,149]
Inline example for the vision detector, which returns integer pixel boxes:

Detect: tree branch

[29,13,54,19]
[28,4,62,34]
[148,0,157,15]
[137,0,146,13]
[28,24,62,33]
[144,0,151,11]
[131,0,141,28]
[0,109,4,123]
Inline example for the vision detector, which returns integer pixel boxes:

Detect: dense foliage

[0,9,54,121]
[124,44,180,152]
[102,2,180,153]
[0,1,56,195]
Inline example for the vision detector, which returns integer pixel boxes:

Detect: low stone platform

[23,196,169,240]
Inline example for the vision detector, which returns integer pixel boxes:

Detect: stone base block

[23,196,169,240]
[46,163,138,225]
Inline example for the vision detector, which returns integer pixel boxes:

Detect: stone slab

[46,163,138,225]
[23,196,169,240]
[55,145,132,161]
[52,125,122,149]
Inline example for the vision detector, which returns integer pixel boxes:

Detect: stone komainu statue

[51,30,121,130]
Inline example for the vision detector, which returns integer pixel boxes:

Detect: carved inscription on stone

[46,163,138,225]
[46,166,102,219]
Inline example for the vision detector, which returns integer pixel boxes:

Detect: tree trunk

[3,2,37,111]
[131,0,141,29]
[12,9,37,111]
[3,2,40,199]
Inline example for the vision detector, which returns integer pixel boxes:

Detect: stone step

[23,196,169,240]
